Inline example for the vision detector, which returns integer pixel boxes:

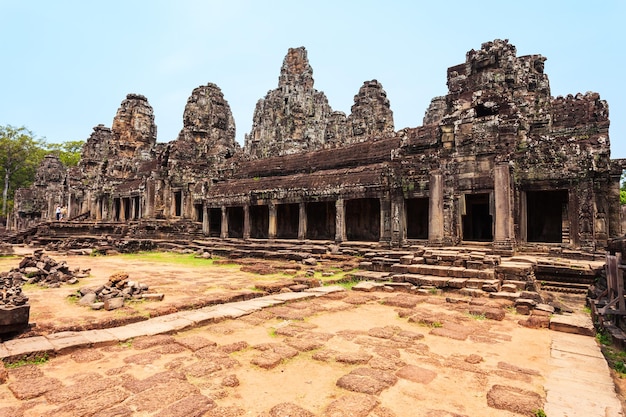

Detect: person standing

[55,205,61,221]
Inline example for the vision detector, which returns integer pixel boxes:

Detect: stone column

[391,196,404,247]
[220,206,228,239]
[130,197,136,220]
[428,171,444,245]
[120,198,126,222]
[493,164,513,250]
[335,198,346,242]
[379,194,391,244]
[243,205,251,240]
[202,204,209,236]
[298,202,306,240]
[67,193,72,219]
[268,202,277,240]
[96,198,102,221]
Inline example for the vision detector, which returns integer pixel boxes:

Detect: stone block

[141,293,165,301]
[391,264,409,273]
[399,255,414,265]
[104,297,125,311]
[501,283,519,293]
[447,278,468,289]
[465,279,483,289]
[407,265,421,274]
[489,291,520,301]
[459,288,487,298]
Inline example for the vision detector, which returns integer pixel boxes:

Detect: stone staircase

[354,247,603,298]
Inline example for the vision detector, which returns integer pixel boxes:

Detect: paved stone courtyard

[1,282,623,416]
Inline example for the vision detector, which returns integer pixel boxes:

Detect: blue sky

[2,1,625,157]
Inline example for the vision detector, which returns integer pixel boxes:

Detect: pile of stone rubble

[76,272,163,311]
[13,249,89,288]
[0,273,28,307]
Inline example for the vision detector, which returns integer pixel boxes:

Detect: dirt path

[0,247,600,416]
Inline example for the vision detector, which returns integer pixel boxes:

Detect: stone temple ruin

[11,39,624,254]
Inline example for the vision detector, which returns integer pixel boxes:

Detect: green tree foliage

[0,125,47,215]
[45,140,84,167]
[621,172,626,205]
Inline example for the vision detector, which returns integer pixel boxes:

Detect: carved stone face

[533,58,545,74]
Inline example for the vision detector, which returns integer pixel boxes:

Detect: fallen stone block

[104,297,125,311]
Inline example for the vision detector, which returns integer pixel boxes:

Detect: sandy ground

[0,247,600,416]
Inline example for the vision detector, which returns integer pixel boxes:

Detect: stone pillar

[298,202,306,240]
[220,206,228,239]
[96,198,102,221]
[243,205,251,240]
[202,204,209,236]
[268,202,277,240]
[391,197,404,247]
[130,197,136,220]
[428,172,444,245]
[67,193,72,219]
[379,194,391,244]
[493,164,513,250]
[120,198,126,222]
[335,198,346,242]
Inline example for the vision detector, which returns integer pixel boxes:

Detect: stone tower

[244,47,334,158]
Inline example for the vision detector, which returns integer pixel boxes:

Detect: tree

[46,140,84,167]
[0,125,46,216]
[622,172,626,205]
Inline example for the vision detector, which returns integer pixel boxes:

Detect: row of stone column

[200,166,514,245]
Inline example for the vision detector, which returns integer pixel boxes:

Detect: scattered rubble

[74,272,164,311]
[14,249,89,288]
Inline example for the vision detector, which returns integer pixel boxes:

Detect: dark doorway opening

[208,208,221,237]
[194,204,203,222]
[250,205,269,239]
[123,197,131,221]
[462,193,493,241]
[345,198,380,241]
[133,196,141,219]
[277,203,299,239]
[174,191,182,217]
[306,201,336,240]
[527,190,568,243]
[406,198,429,239]
[113,198,121,222]
[227,207,244,238]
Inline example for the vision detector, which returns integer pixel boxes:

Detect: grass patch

[469,312,486,320]
[334,278,361,291]
[534,409,547,417]
[119,251,235,268]
[4,353,49,368]
[596,330,611,346]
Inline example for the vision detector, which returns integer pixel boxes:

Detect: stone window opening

[173,191,183,217]
[475,102,498,118]
[194,203,203,222]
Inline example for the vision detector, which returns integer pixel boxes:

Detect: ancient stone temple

[13,40,623,252]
